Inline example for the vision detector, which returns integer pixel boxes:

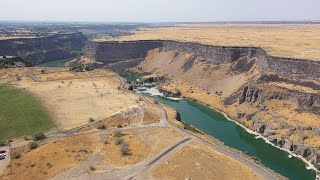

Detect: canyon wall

[85,40,320,81]
[0,33,87,64]
[84,40,162,63]
[83,39,320,165]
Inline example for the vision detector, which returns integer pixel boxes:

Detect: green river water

[153,96,316,180]
[122,73,316,180]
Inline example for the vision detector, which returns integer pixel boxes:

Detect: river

[123,73,316,180]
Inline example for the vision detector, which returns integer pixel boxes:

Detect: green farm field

[0,84,55,140]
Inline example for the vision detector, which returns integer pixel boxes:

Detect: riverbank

[157,79,319,174]
[139,94,283,180]
[124,73,316,179]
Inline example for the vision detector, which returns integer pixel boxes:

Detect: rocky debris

[141,76,166,83]
[159,87,181,97]
[267,136,278,144]
[128,85,134,91]
[237,112,246,118]
[264,129,276,136]
[301,126,313,131]
[253,120,266,133]
[245,113,255,120]
[315,153,320,163]
[174,111,182,121]
[277,139,285,147]
[299,134,309,143]
[313,128,320,136]
[258,74,320,91]
[283,139,294,151]
[237,85,320,114]
[182,55,197,72]
[231,57,255,73]
[293,145,314,159]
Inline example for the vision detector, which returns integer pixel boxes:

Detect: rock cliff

[83,39,320,166]
[0,33,87,64]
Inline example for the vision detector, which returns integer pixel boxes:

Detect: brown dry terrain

[0,66,271,179]
[0,67,138,130]
[100,24,320,60]
[145,141,264,180]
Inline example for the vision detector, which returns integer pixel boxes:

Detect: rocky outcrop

[158,87,181,97]
[174,111,182,121]
[0,33,87,64]
[141,76,166,83]
[236,85,320,114]
[84,40,320,81]
[84,40,162,63]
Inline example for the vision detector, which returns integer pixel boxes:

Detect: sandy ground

[100,24,320,60]
[145,141,264,180]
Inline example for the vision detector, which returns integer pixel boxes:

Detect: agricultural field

[0,84,55,140]
[103,24,320,60]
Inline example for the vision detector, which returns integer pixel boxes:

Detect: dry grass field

[145,141,264,180]
[0,67,138,130]
[100,24,320,60]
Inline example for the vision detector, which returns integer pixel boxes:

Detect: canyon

[82,40,320,168]
[0,33,87,65]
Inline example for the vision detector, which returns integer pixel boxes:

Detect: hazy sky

[1,0,319,22]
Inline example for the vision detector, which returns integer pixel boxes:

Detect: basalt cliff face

[0,33,87,64]
[84,40,320,166]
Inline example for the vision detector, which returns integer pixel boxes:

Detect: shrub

[153,100,158,104]
[33,133,46,141]
[89,165,96,171]
[182,122,202,134]
[29,142,39,150]
[120,142,130,156]
[117,124,123,128]
[47,163,53,168]
[88,118,95,122]
[0,140,6,146]
[113,130,123,137]
[12,152,22,159]
[115,137,124,145]
[96,124,106,130]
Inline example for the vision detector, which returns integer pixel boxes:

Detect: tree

[29,142,39,150]
[12,152,22,159]
[33,133,46,141]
